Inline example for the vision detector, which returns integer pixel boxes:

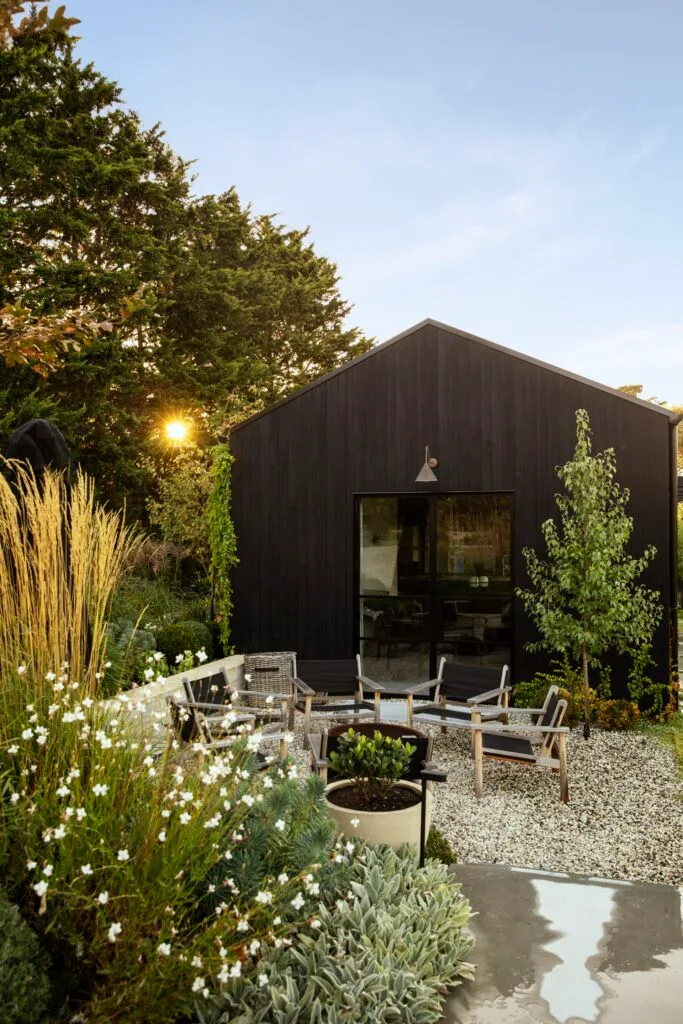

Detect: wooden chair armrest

[306,733,328,770]
[292,677,315,696]
[401,679,438,695]
[467,685,512,704]
[173,699,238,713]
[357,675,384,692]
[507,705,550,715]
[233,689,293,700]
[475,722,570,734]
[420,763,449,783]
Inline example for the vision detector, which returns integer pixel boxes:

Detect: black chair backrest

[537,687,560,729]
[296,659,359,696]
[183,671,231,706]
[324,722,431,782]
[169,698,201,744]
[440,662,504,702]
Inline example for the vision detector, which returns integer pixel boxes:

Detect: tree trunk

[582,645,591,740]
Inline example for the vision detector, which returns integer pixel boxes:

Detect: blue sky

[65,0,682,401]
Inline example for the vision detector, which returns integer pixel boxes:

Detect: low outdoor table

[376,679,435,726]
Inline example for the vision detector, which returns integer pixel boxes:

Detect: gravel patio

[290,716,683,887]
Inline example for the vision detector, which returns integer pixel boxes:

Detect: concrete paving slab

[442,863,683,1024]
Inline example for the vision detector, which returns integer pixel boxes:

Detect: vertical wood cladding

[230,322,674,688]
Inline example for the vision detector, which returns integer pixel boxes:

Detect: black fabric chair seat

[295,698,375,716]
[295,659,361,695]
[440,663,505,702]
[414,702,502,724]
[481,732,535,761]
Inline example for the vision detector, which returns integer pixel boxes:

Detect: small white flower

[107,921,122,943]
[27,860,37,871]
[56,785,70,798]
[143,756,154,768]
[7,744,18,755]
[54,825,66,840]
[196,649,208,663]
[98,891,109,904]
[76,807,87,821]
[274,819,286,832]
[33,880,48,897]
[191,976,206,993]
[291,892,305,911]
[255,890,273,904]
[277,873,288,884]
[17,664,27,675]
[350,817,360,829]
[158,942,171,956]
[236,919,250,932]
[92,783,108,796]
[158,831,166,843]
[144,668,155,680]
[230,961,242,977]
[174,654,183,664]
[179,811,191,825]
[81,863,93,876]
[105,660,112,668]
[117,849,129,862]
[45,671,56,682]
[21,728,33,740]
[153,651,163,662]
[10,792,19,803]
[310,918,322,929]
[82,697,93,708]
[42,864,54,877]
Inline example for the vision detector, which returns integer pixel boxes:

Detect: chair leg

[287,688,295,731]
[472,712,483,798]
[558,732,569,803]
[440,695,447,736]
[279,735,288,760]
[374,690,381,723]
[303,696,312,742]
[406,693,413,727]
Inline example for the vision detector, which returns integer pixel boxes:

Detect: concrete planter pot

[325,780,432,850]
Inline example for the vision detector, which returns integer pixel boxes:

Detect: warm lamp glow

[165,420,189,442]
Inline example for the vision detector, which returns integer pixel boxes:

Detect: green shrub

[100,619,161,696]
[513,666,594,729]
[0,887,51,1024]
[109,577,210,632]
[206,844,474,1024]
[155,619,213,664]
[425,826,457,865]
[328,728,416,809]
[595,699,640,731]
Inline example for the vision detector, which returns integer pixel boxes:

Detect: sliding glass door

[357,493,512,681]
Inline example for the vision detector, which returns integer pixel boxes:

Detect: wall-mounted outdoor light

[415,445,438,483]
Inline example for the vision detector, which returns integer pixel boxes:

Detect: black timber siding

[230,322,674,690]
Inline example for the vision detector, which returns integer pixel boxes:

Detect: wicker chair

[243,651,296,728]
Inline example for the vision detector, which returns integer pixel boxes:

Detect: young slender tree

[516,409,662,738]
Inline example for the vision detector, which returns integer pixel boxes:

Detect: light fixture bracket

[415,445,438,483]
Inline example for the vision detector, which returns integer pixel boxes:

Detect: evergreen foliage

[517,409,663,737]
[0,886,51,1024]
[154,619,213,664]
[0,11,371,515]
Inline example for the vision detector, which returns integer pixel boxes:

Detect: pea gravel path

[289,720,683,886]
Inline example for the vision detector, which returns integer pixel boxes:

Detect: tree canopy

[0,5,371,515]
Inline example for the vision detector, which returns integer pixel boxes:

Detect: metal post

[419,776,427,867]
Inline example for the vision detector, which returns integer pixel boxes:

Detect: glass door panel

[358,493,512,679]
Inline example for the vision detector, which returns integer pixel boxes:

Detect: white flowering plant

[0,464,356,1022]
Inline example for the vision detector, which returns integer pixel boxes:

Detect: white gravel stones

[289,718,683,886]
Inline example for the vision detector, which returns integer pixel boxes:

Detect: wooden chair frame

[468,689,569,802]
[183,668,293,729]
[293,654,384,736]
[167,696,290,762]
[412,658,511,730]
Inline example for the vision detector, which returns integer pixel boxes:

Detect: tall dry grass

[0,461,143,734]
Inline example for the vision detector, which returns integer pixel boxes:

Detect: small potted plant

[324,728,432,849]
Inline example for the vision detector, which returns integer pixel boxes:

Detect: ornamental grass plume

[0,461,142,732]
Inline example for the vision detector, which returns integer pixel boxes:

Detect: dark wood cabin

[230,319,678,694]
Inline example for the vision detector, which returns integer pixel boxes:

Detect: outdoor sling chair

[306,721,448,866]
[292,655,383,738]
[166,695,290,763]
[411,658,511,729]
[468,685,569,802]
[183,668,293,729]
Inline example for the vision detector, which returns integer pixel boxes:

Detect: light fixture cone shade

[415,462,438,483]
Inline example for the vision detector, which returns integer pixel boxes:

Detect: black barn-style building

[230,319,678,691]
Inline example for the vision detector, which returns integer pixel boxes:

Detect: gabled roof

[232,317,679,432]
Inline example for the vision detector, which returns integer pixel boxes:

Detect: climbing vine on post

[516,409,663,739]
[207,443,239,650]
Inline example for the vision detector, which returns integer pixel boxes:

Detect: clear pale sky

[64,0,682,402]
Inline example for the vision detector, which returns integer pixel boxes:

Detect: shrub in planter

[595,699,639,731]
[205,844,475,1024]
[0,887,51,1024]
[328,728,416,811]
[155,619,213,664]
